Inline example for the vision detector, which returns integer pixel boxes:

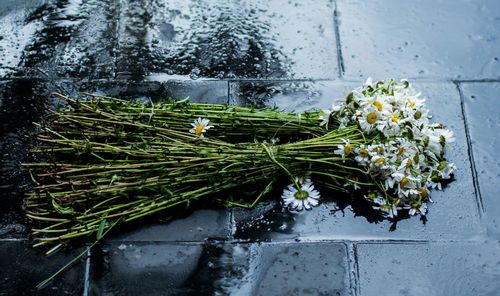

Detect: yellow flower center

[408,99,415,108]
[405,159,413,169]
[194,124,205,136]
[396,147,405,156]
[400,177,409,188]
[375,157,385,165]
[419,188,429,199]
[366,112,378,124]
[390,114,399,123]
[373,100,383,111]
[359,148,369,157]
[344,144,353,156]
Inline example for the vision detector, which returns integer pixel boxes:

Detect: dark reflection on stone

[18,0,116,78]
[145,1,289,79]
[0,80,48,237]
[0,241,85,295]
[116,0,152,81]
[158,2,288,79]
[91,242,249,295]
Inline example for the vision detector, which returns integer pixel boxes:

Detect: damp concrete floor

[1,0,500,295]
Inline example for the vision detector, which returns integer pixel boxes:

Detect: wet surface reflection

[0,0,499,294]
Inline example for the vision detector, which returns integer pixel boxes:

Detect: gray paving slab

[7,0,117,79]
[90,242,351,295]
[117,0,338,80]
[233,81,482,241]
[0,241,85,295]
[460,82,500,239]
[0,0,45,76]
[0,79,50,239]
[60,79,229,104]
[230,80,356,110]
[110,209,231,242]
[355,242,500,296]
[91,243,205,295]
[337,0,500,79]
[252,242,351,296]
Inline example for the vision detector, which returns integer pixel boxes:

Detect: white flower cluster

[325,79,456,218]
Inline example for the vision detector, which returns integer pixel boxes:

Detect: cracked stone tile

[337,0,500,79]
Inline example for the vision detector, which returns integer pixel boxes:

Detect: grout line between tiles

[1,77,500,83]
[346,243,360,296]
[82,249,91,296]
[455,82,484,215]
[333,0,345,78]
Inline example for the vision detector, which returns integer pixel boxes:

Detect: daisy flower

[189,118,213,137]
[281,179,321,211]
[354,145,371,166]
[358,106,381,133]
[372,199,399,219]
[334,139,353,161]
[409,202,428,216]
[436,129,455,147]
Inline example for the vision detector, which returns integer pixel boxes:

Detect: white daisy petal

[281,178,321,212]
[189,117,213,137]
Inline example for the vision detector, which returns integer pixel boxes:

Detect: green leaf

[51,199,75,215]
[97,219,107,240]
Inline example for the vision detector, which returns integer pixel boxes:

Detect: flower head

[189,118,213,137]
[281,178,321,211]
[334,139,353,161]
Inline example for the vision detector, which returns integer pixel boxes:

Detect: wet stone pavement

[0,0,500,295]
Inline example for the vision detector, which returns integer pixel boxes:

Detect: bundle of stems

[51,93,326,140]
[24,93,376,252]
[24,80,456,288]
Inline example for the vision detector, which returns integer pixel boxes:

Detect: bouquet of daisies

[324,78,455,217]
[24,79,454,252]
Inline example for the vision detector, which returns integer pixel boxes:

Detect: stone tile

[251,242,351,296]
[109,209,231,242]
[0,79,51,238]
[0,241,85,295]
[0,0,45,77]
[90,243,205,295]
[337,0,500,79]
[117,0,338,80]
[356,242,500,296]
[91,241,351,295]
[14,0,117,79]
[233,82,482,241]
[62,80,229,104]
[230,80,358,109]
[460,83,500,239]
